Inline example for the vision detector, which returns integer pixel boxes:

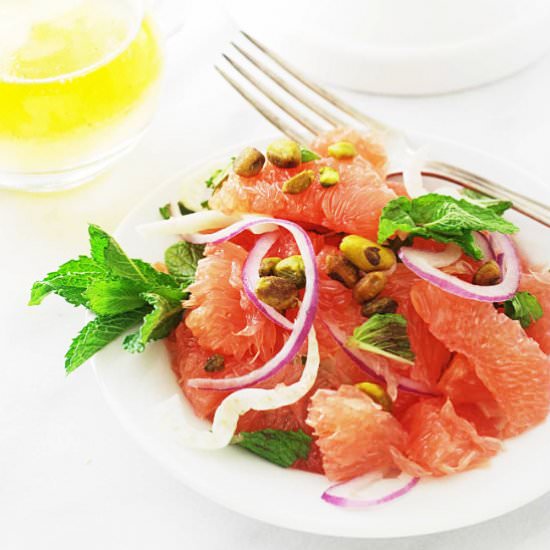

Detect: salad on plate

[29,128,550,507]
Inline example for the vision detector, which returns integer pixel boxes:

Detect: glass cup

[0,0,185,192]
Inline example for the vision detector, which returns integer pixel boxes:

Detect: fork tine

[221,53,325,136]
[231,42,345,128]
[240,31,388,133]
[214,66,309,143]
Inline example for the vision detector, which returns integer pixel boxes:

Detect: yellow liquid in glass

[0,1,162,172]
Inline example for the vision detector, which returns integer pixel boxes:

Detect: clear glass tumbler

[0,0,184,192]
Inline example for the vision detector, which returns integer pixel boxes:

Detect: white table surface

[1,1,549,548]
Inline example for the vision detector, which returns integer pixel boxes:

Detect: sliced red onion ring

[399,232,520,302]
[323,321,436,396]
[241,232,294,331]
[322,473,420,508]
[185,218,319,391]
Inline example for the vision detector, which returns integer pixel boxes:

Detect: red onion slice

[399,233,520,302]
[241,232,294,331]
[323,321,436,396]
[322,473,420,508]
[185,218,319,391]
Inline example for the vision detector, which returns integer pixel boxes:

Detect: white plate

[93,134,550,538]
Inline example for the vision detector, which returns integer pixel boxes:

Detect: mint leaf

[348,313,415,365]
[89,224,150,283]
[378,194,518,259]
[89,224,179,289]
[205,158,234,189]
[83,279,148,315]
[132,259,181,289]
[29,256,109,307]
[460,189,512,215]
[65,308,148,373]
[164,241,205,286]
[300,147,320,162]
[503,291,543,329]
[233,429,312,468]
[122,293,183,353]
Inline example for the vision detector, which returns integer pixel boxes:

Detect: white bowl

[219,0,550,95]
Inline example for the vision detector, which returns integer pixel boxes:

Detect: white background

[1,1,550,548]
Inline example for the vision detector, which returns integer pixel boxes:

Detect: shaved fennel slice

[170,200,183,218]
[138,210,277,238]
[138,210,242,237]
[158,328,319,450]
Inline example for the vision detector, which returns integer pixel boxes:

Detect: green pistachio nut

[259,257,282,277]
[327,141,357,159]
[325,254,360,289]
[361,296,398,317]
[266,139,302,168]
[473,260,502,286]
[352,271,388,304]
[355,382,393,412]
[281,169,315,194]
[204,354,225,373]
[319,166,340,187]
[339,234,396,272]
[273,255,306,289]
[233,147,265,177]
[255,276,299,310]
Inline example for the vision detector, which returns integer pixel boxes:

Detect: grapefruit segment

[306,385,407,481]
[184,242,284,362]
[391,399,501,477]
[167,323,261,420]
[411,281,550,437]
[438,353,503,436]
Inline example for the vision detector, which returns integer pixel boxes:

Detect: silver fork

[215,32,550,228]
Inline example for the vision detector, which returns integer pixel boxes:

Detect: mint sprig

[29,224,204,372]
[348,313,415,365]
[502,291,543,329]
[233,429,312,468]
[378,193,517,259]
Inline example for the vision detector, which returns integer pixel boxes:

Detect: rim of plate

[92,131,550,538]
